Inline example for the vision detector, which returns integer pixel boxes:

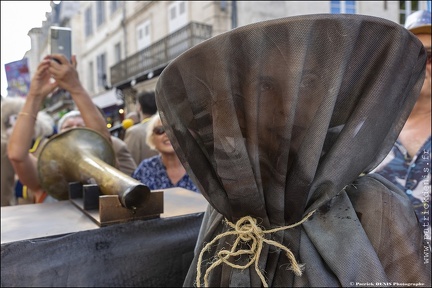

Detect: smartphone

[49,26,72,62]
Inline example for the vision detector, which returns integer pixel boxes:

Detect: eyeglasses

[153,126,166,135]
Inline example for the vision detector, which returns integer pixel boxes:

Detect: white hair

[145,113,161,151]
[1,97,54,141]
[57,110,82,131]
[35,111,55,139]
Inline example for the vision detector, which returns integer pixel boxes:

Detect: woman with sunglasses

[131,113,200,193]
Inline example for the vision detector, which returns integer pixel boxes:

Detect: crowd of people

[1,52,200,207]
[0,10,430,287]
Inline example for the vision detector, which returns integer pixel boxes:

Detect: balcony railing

[110,22,212,87]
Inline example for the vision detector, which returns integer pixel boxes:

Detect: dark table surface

[1,187,208,244]
[1,188,208,287]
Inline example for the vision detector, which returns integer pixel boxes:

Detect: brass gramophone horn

[37,127,150,209]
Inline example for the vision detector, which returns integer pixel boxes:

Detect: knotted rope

[196,210,316,287]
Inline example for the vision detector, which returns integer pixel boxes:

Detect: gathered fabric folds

[155,14,431,287]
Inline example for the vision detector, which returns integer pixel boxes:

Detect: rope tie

[196,210,316,287]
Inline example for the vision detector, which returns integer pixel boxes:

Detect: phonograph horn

[37,127,150,210]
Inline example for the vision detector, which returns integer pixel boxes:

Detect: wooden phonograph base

[68,182,164,227]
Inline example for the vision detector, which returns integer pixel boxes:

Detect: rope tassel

[196,210,316,287]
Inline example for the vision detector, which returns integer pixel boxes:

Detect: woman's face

[152,119,175,155]
[60,116,85,132]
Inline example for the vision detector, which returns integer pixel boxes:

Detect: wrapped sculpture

[156,14,431,287]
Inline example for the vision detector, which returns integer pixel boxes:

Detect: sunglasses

[153,126,166,135]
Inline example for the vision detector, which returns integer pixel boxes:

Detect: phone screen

[50,26,72,61]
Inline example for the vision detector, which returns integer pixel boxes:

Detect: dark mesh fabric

[155,14,430,287]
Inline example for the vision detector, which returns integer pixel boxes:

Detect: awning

[91,89,123,109]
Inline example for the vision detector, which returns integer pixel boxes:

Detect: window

[168,1,188,33]
[111,1,120,14]
[96,1,106,26]
[330,1,356,14]
[97,53,107,88]
[399,1,420,24]
[170,6,176,20]
[88,61,95,93]
[137,20,151,50]
[114,42,121,63]
[179,1,185,14]
[220,0,227,11]
[85,7,93,37]
[345,1,356,13]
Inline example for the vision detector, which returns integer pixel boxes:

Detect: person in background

[1,97,54,205]
[371,10,431,236]
[110,111,138,140]
[132,113,199,193]
[124,91,158,165]
[114,111,140,140]
[123,111,140,127]
[57,110,137,176]
[7,54,111,203]
[96,106,137,175]
[110,135,136,176]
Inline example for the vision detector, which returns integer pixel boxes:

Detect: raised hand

[27,56,58,100]
[48,54,84,94]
